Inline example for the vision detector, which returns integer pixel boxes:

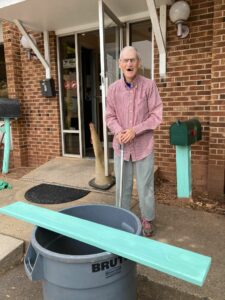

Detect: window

[130,20,152,79]
[0,44,8,98]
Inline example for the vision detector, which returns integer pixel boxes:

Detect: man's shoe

[142,218,154,237]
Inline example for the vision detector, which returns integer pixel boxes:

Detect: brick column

[3,22,61,169]
[3,21,27,167]
[207,0,225,199]
[155,0,213,192]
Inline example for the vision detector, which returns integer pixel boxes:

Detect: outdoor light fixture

[169,0,190,38]
[20,34,37,60]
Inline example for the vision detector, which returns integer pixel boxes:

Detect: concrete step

[0,234,24,275]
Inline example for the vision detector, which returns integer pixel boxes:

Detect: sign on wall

[63,58,76,69]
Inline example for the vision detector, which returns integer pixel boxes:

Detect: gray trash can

[24,204,142,300]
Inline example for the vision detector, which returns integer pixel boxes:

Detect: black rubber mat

[25,183,90,204]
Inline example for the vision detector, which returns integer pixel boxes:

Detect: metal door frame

[98,0,124,176]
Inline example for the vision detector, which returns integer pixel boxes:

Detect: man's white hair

[119,46,141,60]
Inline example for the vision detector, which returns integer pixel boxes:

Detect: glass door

[98,0,124,175]
[58,35,81,156]
[0,44,8,98]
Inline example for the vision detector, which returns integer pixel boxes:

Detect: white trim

[151,31,155,80]
[14,19,51,78]
[0,0,26,9]
[120,27,124,49]
[63,153,81,158]
[56,35,65,156]
[119,11,150,24]
[0,22,3,43]
[159,52,166,78]
[63,130,80,134]
[145,0,166,78]
[98,0,109,176]
[159,4,166,77]
[160,5,167,44]
[145,0,165,54]
[55,11,149,36]
[75,32,82,157]
[56,22,99,36]
[126,22,129,46]
[43,31,51,78]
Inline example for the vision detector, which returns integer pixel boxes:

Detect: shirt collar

[122,75,139,89]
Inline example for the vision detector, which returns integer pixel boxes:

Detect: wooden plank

[0,202,211,286]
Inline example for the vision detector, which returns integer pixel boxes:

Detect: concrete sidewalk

[0,159,224,299]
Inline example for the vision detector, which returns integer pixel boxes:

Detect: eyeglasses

[120,58,138,64]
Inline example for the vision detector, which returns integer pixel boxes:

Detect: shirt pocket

[115,92,129,126]
[136,95,149,121]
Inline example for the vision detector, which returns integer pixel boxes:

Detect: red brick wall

[3,21,26,167]
[207,0,225,199]
[3,22,61,168]
[154,0,216,192]
[153,0,225,198]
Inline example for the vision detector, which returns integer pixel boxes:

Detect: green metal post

[175,145,192,198]
[2,118,11,174]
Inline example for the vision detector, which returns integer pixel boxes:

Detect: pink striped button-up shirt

[105,75,163,161]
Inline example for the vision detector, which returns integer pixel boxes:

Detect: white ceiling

[0,0,174,34]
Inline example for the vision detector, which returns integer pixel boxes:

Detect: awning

[0,0,173,33]
[0,0,174,77]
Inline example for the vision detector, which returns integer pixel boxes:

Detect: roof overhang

[0,0,174,33]
[0,0,174,77]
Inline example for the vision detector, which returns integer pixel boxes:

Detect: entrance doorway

[78,25,121,159]
[58,20,153,160]
[78,31,101,158]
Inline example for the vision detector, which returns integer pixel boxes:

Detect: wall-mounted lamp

[20,34,37,60]
[169,1,190,38]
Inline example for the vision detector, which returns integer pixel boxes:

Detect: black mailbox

[0,98,20,119]
[40,78,56,97]
[170,118,202,146]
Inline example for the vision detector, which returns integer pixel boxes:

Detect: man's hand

[115,131,124,144]
[121,128,136,144]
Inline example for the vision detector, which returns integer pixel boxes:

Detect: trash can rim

[30,203,141,263]
[31,230,114,263]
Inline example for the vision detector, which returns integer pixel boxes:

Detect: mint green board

[0,202,211,286]
[0,118,11,174]
[176,145,192,198]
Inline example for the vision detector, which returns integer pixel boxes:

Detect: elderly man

[106,46,163,236]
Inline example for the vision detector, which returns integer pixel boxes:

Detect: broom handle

[118,144,124,208]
